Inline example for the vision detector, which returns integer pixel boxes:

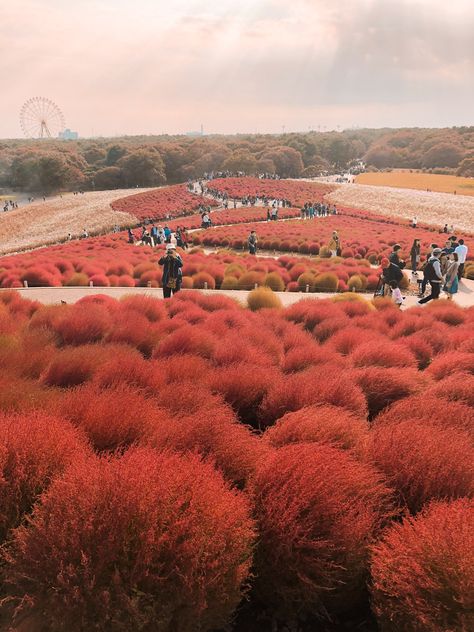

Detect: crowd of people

[2,199,18,212]
[380,235,469,307]
[300,202,337,219]
[127,224,189,249]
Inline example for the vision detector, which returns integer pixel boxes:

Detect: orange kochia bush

[0,292,472,629]
[2,448,256,632]
[251,443,394,622]
[370,499,474,632]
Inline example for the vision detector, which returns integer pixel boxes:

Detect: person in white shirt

[454,239,468,280]
[389,280,404,308]
[412,216,418,228]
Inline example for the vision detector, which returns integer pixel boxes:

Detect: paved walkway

[4,283,473,309]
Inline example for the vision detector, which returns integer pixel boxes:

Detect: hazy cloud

[0,0,472,137]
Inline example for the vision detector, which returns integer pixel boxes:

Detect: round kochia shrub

[264,404,369,452]
[259,365,367,426]
[247,287,282,311]
[251,444,394,622]
[365,420,474,514]
[58,384,170,452]
[0,411,90,542]
[144,405,268,487]
[370,499,474,632]
[2,448,256,632]
[313,272,338,292]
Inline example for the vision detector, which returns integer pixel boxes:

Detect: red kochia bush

[53,304,111,345]
[40,345,109,387]
[154,324,217,359]
[2,448,255,632]
[374,396,474,440]
[426,351,474,380]
[144,406,269,487]
[350,340,417,369]
[370,499,474,632]
[424,371,474,407]
[351,367,427,419]
[252,444,394,621]
[365,420,474,514]
[59,384,170,451]
[264,404,369,452]
[206,363,279,426]
[259,365,367,426]
[0,411,90,541]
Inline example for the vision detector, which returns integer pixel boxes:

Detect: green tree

[106,144,128,166]
[92,166,124,190]
[118,149,166,187]
[421,143,465,169]
[222,151,257,174]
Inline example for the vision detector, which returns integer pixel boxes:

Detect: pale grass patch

[326,184,474,233]
[0,189,150,255]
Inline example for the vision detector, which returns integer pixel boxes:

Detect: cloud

[0,0,472,137]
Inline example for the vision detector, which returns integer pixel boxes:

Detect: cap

[381,257,390,267]
[432,248,442,256]
[166,244,176,251]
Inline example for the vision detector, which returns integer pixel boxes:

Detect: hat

[166,244,176,251]
[381,257,390,267]
[432,248,442,256]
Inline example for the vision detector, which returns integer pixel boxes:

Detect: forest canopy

[0,127,473,193]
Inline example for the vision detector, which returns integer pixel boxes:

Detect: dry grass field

[326,184,474,234]
[355,171,474,196]
[0,190,147,255]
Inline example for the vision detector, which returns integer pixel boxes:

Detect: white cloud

[0,0,472,136]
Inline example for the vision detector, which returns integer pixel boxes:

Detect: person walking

[248,230,258,255]
[381,257,403,296]
[410,239,421,274]
[444,252,459,300]
[389,244,405,268]
[389,280,404,308]
[418,248,444,304]
[159,244,183,298]
[454,239,468,280]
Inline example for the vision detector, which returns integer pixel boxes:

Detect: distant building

[59,128,79,140]
[186,124,204,137]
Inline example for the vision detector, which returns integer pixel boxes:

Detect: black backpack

[423,260,437,281]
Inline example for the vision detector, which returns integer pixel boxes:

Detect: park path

[5,281,473,309]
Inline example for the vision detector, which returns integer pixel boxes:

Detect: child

[389,280,404,308]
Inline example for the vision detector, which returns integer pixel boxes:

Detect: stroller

[373,275,389,298]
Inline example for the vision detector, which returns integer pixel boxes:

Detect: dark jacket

[383,263,403,284]
[158,254,183,286]
[389,252,402,267]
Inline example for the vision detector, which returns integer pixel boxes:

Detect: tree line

[0,126,473,193]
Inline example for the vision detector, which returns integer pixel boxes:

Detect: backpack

[423,260,437,281]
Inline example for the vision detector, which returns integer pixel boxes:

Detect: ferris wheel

[20,97,66,139]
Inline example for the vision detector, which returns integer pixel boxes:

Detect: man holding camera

[158,244,183,298]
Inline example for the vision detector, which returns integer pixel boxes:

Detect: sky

[1,0,473,138]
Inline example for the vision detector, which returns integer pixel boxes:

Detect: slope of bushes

[0,291,472,631]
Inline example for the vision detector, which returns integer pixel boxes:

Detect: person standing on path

[159,244,183,298]
[454,239,468,280]
[248,230,258,255]
[410,239,421,274]
[444,252,459,300]
[380,257,403,296]
[418,248,444,304]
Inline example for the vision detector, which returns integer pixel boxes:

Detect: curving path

[5,280,473,309]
